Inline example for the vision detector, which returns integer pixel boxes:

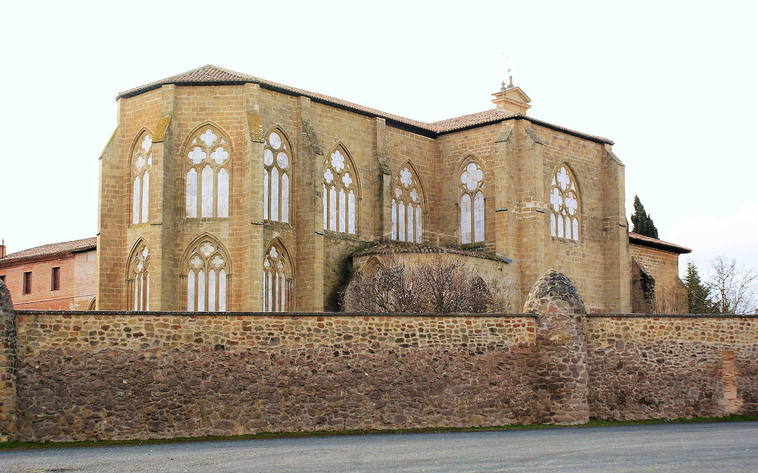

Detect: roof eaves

[628,233,692,254]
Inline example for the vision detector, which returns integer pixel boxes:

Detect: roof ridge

[116,65,614,144]
[1,236,97,261]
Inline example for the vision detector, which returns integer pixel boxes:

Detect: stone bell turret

[491,72,531,116]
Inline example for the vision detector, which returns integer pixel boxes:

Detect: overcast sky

[1,0,755,279]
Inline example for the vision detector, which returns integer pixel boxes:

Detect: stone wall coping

[14,310,539,318]
[587,313,758,319]
[13,310,758,319]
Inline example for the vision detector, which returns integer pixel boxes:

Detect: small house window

[23,271,32,294]
[51,267,60,291]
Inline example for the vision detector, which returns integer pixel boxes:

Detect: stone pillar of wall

[153,84,177,310]
[524,270,589,424]
[96,118,126,310]
[493,123,519,307]
[375,118,393,240]
[516,123,547,303]
[0,279,17,441]
[244,84,265,311]
[295,97,326,311]
[602,146,631,312]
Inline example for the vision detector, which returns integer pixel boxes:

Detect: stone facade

[97,65,688,314]
[0,273,755,442]
[629,242,688,313]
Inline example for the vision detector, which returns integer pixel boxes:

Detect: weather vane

[501,55,514,90]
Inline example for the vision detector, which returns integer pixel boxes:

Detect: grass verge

[1,414,756,451]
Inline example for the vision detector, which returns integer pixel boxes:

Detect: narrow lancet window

[459,161,485,244]
[263,129,291,223]
[131,133,153,224]
[128,242,150,311]
[391,165,424,243]
[262,241,293,312]
[185,126,231,218]
[549,165,580,241]
[185,237,229,311]
[323,146,359,235]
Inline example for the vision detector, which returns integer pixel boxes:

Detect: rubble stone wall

[1,273,756,442]
[586,315,758,420]
[12,311,538,441]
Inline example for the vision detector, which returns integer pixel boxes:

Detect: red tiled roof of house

[117,65,613,144]
[352,241,512,263]
[0,237,97,266]
[628,232,691,254]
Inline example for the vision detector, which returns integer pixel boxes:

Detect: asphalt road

[1,422,757,473]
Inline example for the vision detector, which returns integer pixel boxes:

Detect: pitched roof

[352,241,512,263]
[0,237,97,266]
[117,65,613,144]
[628,232,691,254]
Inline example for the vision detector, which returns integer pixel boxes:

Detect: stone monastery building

[97,65,690,314]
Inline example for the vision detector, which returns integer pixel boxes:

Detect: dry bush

[342,256,497,313]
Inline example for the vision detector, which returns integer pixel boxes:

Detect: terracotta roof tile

[118,65,613,144]
[0,237,97,265]
[118,65,432,132]
[352,241,512,263]
[628,232,691,254]
[430,109,516,133]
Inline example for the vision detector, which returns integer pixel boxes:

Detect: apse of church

[96,65,686,314]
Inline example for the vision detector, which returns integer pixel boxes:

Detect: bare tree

[708,256,757,314]
[342,256,497,313]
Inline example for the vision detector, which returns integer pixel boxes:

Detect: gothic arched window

[323,146,359,234]
[185,125,231,218]
[128,242,149,311]
[263,129,291,223]
[459,161,485,244]
[549,165,580,241]
[262,240,293,312]
[185,237,229,311]
[131,132,153,225]
[391,165,424,243]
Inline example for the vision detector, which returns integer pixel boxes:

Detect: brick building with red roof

[0,237,97,310]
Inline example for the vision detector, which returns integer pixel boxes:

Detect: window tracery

[549,165,580,241]
[128,242,149,311]
[322,146,358,234]
[263,129,291,223]
[262,241,292,312]
[185,126,230,218]
[185,237,228,311]
[391,165,424,243]
[459,162,485,244]
[132,133,153,224]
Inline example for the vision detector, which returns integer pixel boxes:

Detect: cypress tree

[684,262,713,313]
[631,195,659,238]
